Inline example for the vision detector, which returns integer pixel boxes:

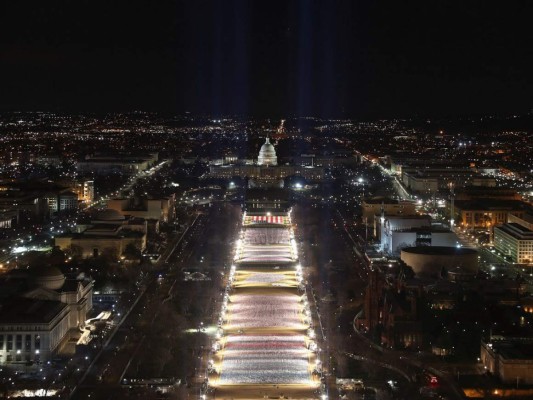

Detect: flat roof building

[494,223,533,264]
[402,167,496,195]
[0,266,93,365]
[481,337,533,385]
[381,226,458,255]
[375,213,429,237]
[0,298,70,364]
[107,195,175,223]
[76,153,158,175]
[508,213,533,231]
[362,197,417,223]
[55,209,147,259]
[451,199,531,229]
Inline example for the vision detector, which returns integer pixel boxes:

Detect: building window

[0,335,3,351]
[15,335,22,350]
[25,334,31,351]
[34,335,40,350]
[6,335,12,351]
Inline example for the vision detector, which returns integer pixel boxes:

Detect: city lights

[211,209,319,392]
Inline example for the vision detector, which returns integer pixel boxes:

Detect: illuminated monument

[208,136,325,185]
[257,137,278,166]
[208,206,323,398]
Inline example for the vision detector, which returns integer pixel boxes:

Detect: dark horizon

[1,1,532,118]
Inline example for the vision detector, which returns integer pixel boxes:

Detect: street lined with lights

[206,211,326,399]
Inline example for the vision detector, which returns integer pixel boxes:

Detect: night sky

[1,1,532,118]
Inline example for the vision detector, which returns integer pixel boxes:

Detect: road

[453,227,533,286]
[328,207,464,399]
[70,209,210,399]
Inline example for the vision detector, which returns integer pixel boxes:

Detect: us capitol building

[208,137,326,187]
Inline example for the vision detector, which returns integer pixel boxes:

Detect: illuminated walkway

[209,211,321,399]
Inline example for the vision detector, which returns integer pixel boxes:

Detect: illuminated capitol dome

[208,131,326,184]
[257,137,278,166]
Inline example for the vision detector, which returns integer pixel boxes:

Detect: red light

[430,376,438,385]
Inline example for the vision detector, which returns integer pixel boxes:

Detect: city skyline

[0,2,532,399]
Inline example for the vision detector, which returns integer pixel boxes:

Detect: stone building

[0,266,93,365]
[481,337,533,385]
[494,223,533,264]
[107,194,175,223]
[208,137,326,183]
[55,209,147,258]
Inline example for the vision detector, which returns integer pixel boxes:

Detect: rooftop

[384,215,431,220]
[495,223,533,240]
[363,197,414,205]
[95,208,126,221]
[485,338,533,361]
[511,213,533,224]
[0,297,67,324]
[64,230,144,240]
[455,199,532,212]
[394,227,452,233]
[402,246,477,256]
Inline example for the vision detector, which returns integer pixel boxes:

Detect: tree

[49,246,66,265]
[124,242,142,261]
[70,244,84,259]
[101,247,118,262]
